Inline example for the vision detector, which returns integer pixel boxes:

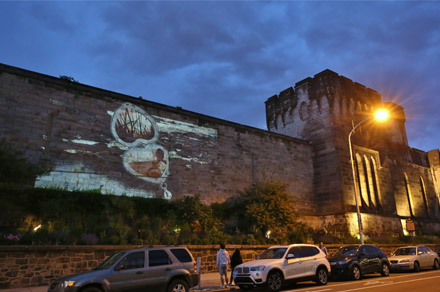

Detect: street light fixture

[349,108,388,244]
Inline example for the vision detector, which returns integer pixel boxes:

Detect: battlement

[265,69,384,135]
[267,69,381,109]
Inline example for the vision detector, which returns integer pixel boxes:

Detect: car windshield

[333,246,358,257]
[258,248,287,259]
[393,248,416,256]
[95,251,125,270]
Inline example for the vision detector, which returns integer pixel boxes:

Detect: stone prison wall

[0,64,315,213]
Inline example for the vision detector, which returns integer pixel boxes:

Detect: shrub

[0,139,47,186]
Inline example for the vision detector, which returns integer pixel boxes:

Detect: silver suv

[47,246,198,292]
[233,244,330,291]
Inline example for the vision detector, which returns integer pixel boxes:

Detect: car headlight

[399,259,410,263]
[250,265,266,271]
[60,280,75,288]
[337,260,348,265]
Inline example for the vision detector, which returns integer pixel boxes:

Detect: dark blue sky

[1,1,439,151]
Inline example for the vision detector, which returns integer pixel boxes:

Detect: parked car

[233,244,330,291]
[389,245,440,272]
[47,246,198,292]
[328,244,389,280]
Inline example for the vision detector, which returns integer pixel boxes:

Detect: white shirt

[216,249,230,266]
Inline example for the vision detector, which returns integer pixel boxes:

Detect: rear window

[301,246,320,257]
[149,250,171,267]
[171,248,193,263]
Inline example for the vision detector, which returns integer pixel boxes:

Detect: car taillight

[194,261,197,271]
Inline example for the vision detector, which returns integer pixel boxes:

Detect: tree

[234,182,312,243]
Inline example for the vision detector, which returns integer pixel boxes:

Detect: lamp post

[348,109,388,244]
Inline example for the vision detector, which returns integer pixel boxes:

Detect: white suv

[233,244,330,291]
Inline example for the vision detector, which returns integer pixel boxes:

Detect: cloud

[0,1,438,151]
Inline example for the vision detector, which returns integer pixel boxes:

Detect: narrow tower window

[370,158,381,209]
[420,177,429,216]
[404,173,415,217]
[356,153,369,207]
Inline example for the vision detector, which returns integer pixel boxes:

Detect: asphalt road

[209,270,440,292]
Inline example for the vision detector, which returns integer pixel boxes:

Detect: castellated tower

[266,69,393,216]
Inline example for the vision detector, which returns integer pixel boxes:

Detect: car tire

[82,287,103,292]
[414,261,420,273]
[351,265,361,280]
[266,271,283,291]
[167,279,189,292]
[315,267,328,285]
[380,262,390,276]
[434,259,439,270]
[239,284,252,290]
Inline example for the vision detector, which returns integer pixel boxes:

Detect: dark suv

[47,246,198,292]
[328,244,390,280]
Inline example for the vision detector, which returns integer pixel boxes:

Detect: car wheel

[239,284,253,290]
[266,271,283,291]
[315,267,328,285]
[434,259,439,270]
[380,262,390,276]
[414,261,420,273]
[351,265,361,280]
[167,279,189,292]
[82,287,103,292]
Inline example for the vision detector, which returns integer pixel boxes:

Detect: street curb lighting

[349,109,388,244]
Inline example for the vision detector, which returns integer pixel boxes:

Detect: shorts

[218,264,227,275]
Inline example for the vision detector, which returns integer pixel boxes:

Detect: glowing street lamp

[349,109,388,244]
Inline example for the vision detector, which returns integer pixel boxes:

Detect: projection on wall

[110,103,171,199]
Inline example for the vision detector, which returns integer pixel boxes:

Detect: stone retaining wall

[1,244,439,289]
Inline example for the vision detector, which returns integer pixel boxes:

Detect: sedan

[328,244,390,280]
[389,245,440,272]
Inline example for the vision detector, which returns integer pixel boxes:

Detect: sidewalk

[1,272,239,292]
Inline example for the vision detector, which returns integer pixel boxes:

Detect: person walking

[216,243,230,288]
[229,248,242,286]
[319,242,328,257]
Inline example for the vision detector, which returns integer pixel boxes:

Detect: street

[203,270,440,292]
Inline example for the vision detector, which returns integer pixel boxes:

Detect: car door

[300,246,321,277]
[366,246,382,273]
[418,246,431,268]
[143,249,174,290]
[357,246,373,273]
[107,251,148,292]
[424,246,438,268]
[283,246,304,279]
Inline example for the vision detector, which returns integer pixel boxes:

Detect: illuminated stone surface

[1,64,439,237]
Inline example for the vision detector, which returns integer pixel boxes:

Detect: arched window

[300,102,309,121]
[363,155,375,208]
[357,101,362,113]
[275,114,282,129]
[370,158,382,208]
[356,153,369,207]
[404,173,415,217]
[420,177,429,216]
[349,99,355,115]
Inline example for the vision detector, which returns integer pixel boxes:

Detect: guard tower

[265,70,396,216]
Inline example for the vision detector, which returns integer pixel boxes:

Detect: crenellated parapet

[265,69,383,139]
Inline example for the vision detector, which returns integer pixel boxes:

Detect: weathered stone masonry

[1,63,440,238]
[0,63,314,212]
[266,69,440,236]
